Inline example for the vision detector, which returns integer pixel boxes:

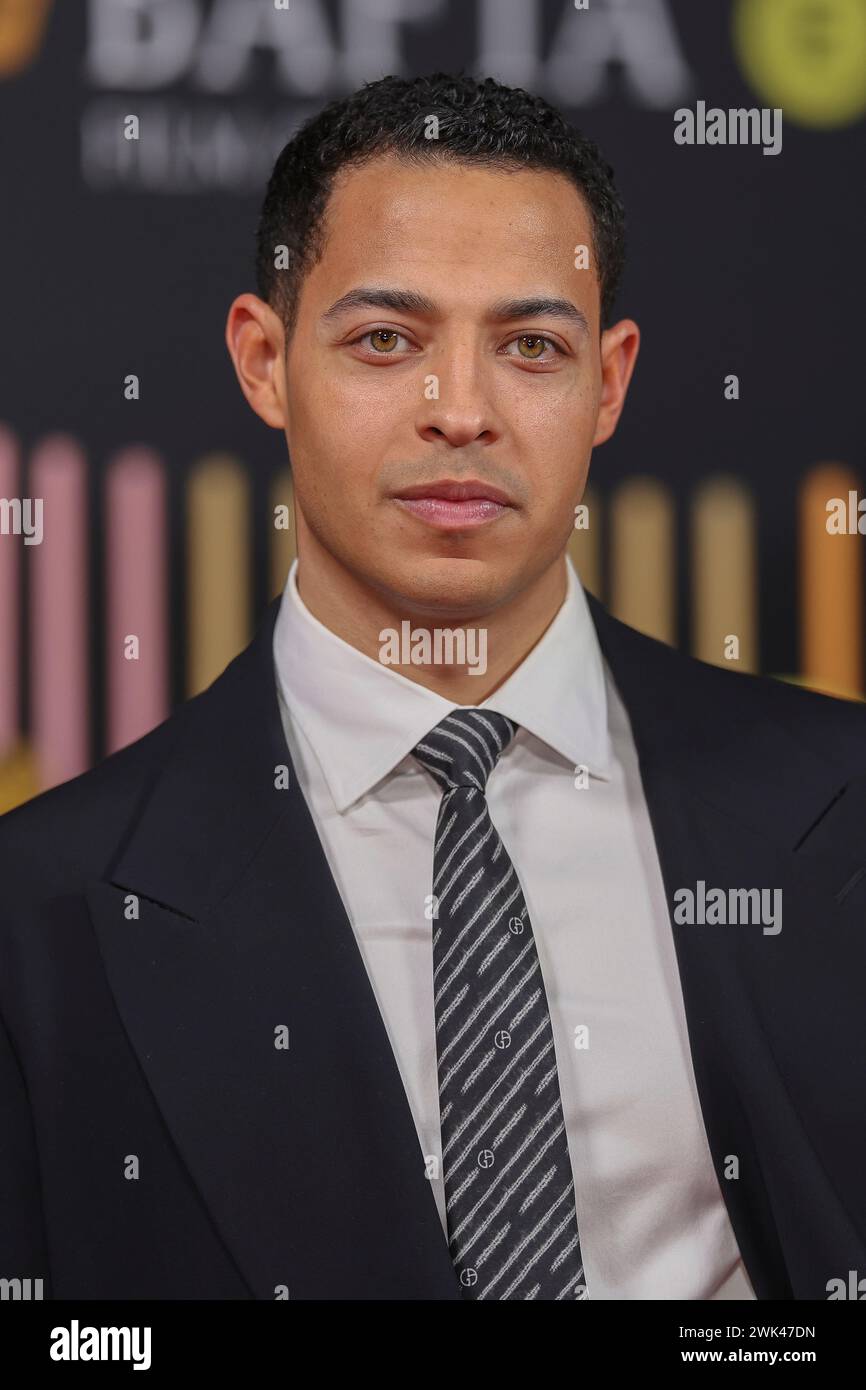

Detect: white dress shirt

[272,555,756,1300]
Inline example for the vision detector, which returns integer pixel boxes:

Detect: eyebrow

[320,287,590,336]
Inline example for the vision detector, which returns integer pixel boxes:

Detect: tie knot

[412,709,518,794]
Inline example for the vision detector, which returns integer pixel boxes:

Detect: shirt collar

[273,555,612,813]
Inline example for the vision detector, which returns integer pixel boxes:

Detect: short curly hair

[255,72,626,340]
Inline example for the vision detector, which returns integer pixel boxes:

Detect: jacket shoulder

[0,695,195,887]
[589,596,866,774]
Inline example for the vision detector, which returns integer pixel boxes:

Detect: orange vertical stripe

[610,476,676,645]
[691,475,758,672]
[567,484,601,597]
[186,454,251,697]
[799,463,863,699]
[269,468,296,599]
[0,424,21,757]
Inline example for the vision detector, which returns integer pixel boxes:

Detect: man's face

[278,154,634,618]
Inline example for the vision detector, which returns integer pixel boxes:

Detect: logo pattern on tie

[413,709,587,1300]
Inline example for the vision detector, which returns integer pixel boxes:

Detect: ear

[593,318,640,447]
[224,293,287,430]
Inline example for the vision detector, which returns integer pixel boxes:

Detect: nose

[414,348,503,449]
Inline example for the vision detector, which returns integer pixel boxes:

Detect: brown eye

[517,335,547,359]
[369,330,400,352]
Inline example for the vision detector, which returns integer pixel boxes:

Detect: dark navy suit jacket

[2,592,865,1299]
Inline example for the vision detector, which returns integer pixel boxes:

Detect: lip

[391,478,515,531]
[393,479,514,506]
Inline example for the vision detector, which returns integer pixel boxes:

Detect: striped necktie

[412,709,587,1300]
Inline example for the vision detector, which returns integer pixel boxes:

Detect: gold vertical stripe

[691,475,757,671]
[269,468,296,599]
[567,484,601,596]
[610,476,675,645]
[0,739,39,814]
[186,454,251,697]
[799,462,863,699]
[0,0,54,79]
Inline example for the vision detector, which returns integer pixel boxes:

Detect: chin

[374,554,514,619]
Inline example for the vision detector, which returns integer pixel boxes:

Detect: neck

[293,529,569,704]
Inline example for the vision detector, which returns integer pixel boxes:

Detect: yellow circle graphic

[733,0,866,128]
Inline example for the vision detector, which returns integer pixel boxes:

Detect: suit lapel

[86,595,460,1300]
[586,594,866,1298]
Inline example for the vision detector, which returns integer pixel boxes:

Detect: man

[2,73,865,1303]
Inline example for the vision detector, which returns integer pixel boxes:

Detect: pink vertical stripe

[30,436,89,789]
[105,448,169,752]
[0,425,21,758]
